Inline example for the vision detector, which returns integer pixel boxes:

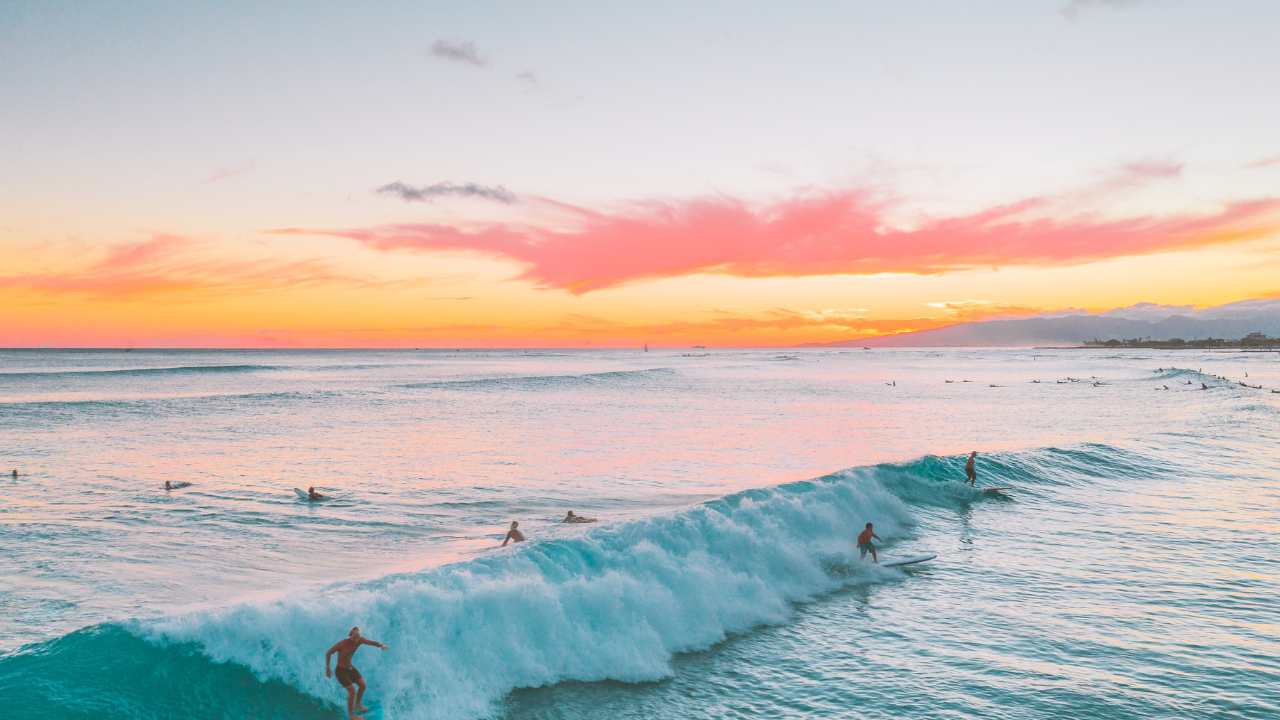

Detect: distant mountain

[823,298,1280,347]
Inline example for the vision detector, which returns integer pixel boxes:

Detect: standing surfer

[965,451,978,486]
[325,626,388,720]
[857,522,882,563]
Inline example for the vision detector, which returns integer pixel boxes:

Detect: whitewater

[1,348,1277,719]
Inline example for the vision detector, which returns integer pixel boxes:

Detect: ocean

[1,348,1277,719]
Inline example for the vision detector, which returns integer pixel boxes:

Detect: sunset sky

[3,1,1279,347]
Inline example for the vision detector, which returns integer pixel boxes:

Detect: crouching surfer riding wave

[325,626,388,720]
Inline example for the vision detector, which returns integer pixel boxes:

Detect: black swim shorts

[335,665,362,687]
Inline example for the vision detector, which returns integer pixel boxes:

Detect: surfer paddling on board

[965,451,978,486]
[502,520,525,546]
[857,522,882,563]
[563,511,596,523]
[307,486,325,501]
[325,627,388,720]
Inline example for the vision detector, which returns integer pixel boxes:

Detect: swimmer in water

[502,521,525,546]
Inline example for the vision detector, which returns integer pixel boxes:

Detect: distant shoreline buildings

[1083,332,1280,349]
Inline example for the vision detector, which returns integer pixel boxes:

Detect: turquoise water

[1,349,1277,718]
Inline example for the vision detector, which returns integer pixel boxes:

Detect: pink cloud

[273,191,1280,294]
[1245,155,1280,170]
[1117,159,1182,181]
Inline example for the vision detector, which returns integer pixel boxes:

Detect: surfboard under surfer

[857,522,882,563]
[325,626,388,720]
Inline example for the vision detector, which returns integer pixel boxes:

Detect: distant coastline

[1078,332,1280,350]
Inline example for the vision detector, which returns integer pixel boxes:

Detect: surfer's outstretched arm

[361,638,388,650]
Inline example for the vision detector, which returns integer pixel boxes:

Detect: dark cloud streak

[431,40,486,67]
[376,181,517,205]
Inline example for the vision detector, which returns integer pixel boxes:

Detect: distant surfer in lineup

[965,451,978,486]
[11,468,17,479]
[563,511,596,523]
[502,521,525,546]
[325,626,388,720]
[857,522,882,563]
[308,486,325,501]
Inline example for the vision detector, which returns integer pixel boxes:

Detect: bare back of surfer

[325,626,387,720]
[965,451,978,486]
[502,520,525,546]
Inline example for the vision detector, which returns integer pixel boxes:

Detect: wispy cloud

[926,300,1040,320]
[1245,155,1280,170]
[1061,0,1145,20]
[431,39,486,68]
[200,162,256,185]
[376,181,517,205]
[516,71,537,84]
[1118,159,1182,181]
[0,234,417,301]
[274,189,1280,295]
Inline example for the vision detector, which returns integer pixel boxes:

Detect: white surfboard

[882,553,936,568]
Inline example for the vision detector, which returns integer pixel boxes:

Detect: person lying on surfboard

[308,486,325,501]
[563,511,596,523]
[857,522,882,563]
[502,520,525,546]
[965,451,978,486]
[325,626,388,720]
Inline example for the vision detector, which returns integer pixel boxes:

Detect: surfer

[857,522,882,563]
[563,511,596,524]
[965,451,978,486]
[164,480,173,490]
[502,520,525,546]
[11,468,17,479]
[325,626,388,720]
[308,486,325,501]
